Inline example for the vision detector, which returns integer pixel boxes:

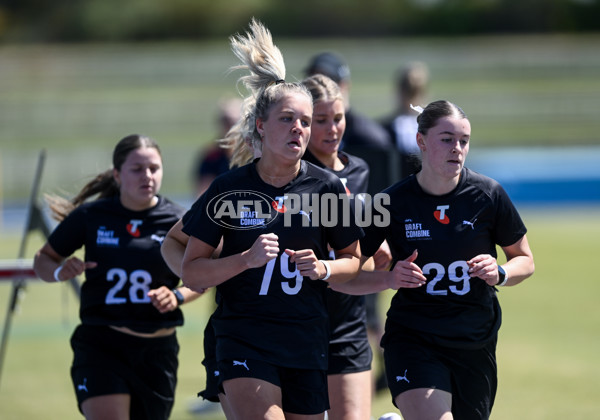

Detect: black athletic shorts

[70,324,179,420]
[328,339,372,375]
[383,333,497,420]
[198,318,220,403]
[218,358,329,415]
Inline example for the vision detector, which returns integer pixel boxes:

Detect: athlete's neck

[310,148,344,171]
[120,194,159,211]
[416,170,460,196]
[256,159,300,188]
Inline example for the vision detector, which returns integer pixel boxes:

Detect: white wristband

[320,260,331,281]
[497,275,509,287]
[53,266,63,282]
[497,265,509,287]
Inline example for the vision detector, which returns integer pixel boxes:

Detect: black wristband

[172,289,184,306]
[497,265,508,286]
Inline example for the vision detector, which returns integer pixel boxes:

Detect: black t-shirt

[303,149,371,346]
[303,149,369,200]
[48,196,185,333]
[341,109,391,150]
[361,168,527,349]
[183,159,364,369]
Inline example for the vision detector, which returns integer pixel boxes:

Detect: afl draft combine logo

[207,190,278,230]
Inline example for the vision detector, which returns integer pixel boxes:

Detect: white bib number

[424,260,471,296]
[259,253,303,296]
[105,268,152,304]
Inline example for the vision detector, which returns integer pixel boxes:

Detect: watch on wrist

[497,265,508,286]
[172,289,185,306]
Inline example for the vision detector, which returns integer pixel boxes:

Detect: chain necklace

[257,162,300,186]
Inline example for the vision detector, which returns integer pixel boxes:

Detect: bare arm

[161,218,188,277]
[329,240,362,283]
[331,249,427,295]
[156,218,207,310]
[371,239,393,271]
[147,284,204,313]
[467,234,535,287]
[33,242,96,283]
[181,233,280,292]
[329,256,389,295]
[284,239,361,284]
[500,234,535,285]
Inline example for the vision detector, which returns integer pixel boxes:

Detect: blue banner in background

[501,179,600,203]
[467,146,600,205]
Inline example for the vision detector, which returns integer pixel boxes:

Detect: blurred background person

[304,51,397,195]
[192,96,243,197]
[304,51,391,151]
[380,61,430,180]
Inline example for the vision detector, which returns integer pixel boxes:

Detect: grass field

[0,206,599,419]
